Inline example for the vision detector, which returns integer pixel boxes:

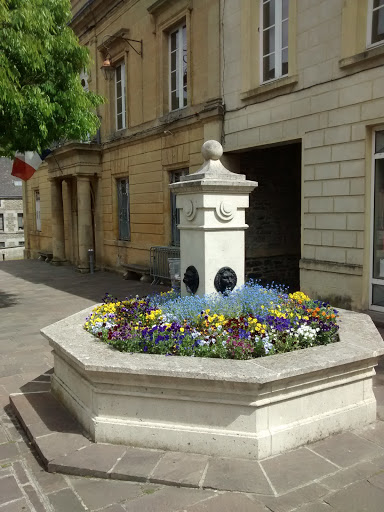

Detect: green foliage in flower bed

[84,283,339,360]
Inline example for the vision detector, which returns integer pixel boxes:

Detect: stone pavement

[1,260,384,511]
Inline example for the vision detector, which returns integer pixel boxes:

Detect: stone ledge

[41,306,384,383]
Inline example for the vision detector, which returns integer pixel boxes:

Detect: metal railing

[150,246,180,284]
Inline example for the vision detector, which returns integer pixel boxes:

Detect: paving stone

[203,457,273,494]
[69,477,144,510]
[23,484,47,512]
[184,493,267,511]
[0,475,23,505]
[255,483,329,512]
[0,442,19,461]
[260,448,336,495]
[355,421,384,448]
[368,470,384,490]
[0,425,7,443]
[98,506,126,512]
[34,432,91,465]
[110,447,163,481]
[23,451,68,493]
[48,488,86,512]
[0,498,31,511]
[120,486,213,512]
[310,432,384,468]
[295,503,333,512]
[325,480,384,511]
[48,443,126,478]
[320,460,382,490]
[151,451,208,487]
[0,465,12,477]
[13,461,30,485]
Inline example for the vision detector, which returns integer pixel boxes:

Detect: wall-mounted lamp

[100,34,143,81]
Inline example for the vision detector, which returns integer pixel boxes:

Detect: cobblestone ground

[1,260,384,511]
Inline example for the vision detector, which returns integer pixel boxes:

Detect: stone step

[9,391,274,494]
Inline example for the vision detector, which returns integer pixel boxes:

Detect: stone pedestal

[170,140,257,297]
[50,179,66,265]
[77,176,93,273]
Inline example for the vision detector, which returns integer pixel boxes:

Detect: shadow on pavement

[0,290,18,309]
[0,260,168,303]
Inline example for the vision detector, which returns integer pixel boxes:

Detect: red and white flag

[11,150,51,181]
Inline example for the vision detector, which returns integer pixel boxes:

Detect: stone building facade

[222,0,384,311]
[23,0,222,274]
[23,0,384,312]
[0,158,25,260]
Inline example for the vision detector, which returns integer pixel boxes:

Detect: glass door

[371,130,384,310]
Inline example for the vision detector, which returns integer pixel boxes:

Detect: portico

[46,143,102,273]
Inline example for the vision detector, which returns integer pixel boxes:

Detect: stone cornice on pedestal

[170,140,258,192]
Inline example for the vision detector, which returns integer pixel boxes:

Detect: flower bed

[84,283,339,359]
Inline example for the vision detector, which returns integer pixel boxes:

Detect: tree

[0,0,103,157]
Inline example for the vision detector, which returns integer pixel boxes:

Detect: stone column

[77,175,93,273]
[50,179,66,264]
[170,141,258,297]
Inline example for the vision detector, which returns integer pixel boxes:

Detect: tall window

[35,190,41,232]
[115,63,126,131]
[368,0,384,46]
[0,214,3,231]
[117,179,130,241]
[371,130,384,309]
[170,169,188,246]
[169,24,187,111]
[261,0,289,83]
[17,213,23,230]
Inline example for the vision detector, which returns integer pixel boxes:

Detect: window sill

[339,43,384,69]
[240,75,298,103]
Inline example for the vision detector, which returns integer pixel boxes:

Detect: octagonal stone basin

[41,306,384,460]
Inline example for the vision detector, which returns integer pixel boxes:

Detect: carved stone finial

[181,140,245,182]
[201,140,223,161]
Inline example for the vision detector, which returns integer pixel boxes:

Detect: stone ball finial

[201,140,223,161]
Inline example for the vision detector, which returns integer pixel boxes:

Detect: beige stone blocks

[333,230,357,248]
[346,248,364,265]
[315,163,340,180]
[315,213,347,230]
[361,98,384,121]
[328,105,360,127]
[316,245,346,264]
[347,213,365,231]
[303,181,322,197]
[310,91,339,114]
[305,146,332,165]
[323,178,350,196]
[331,141,365,161]
[308,197,333,213]
[350,177,365,195]
[304,130,324,149]
[340,160,365,178]
[334,195,364,213]
[324,125,351,145]
[339,82,372,107]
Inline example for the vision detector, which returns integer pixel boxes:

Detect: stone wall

[222,0,384,309]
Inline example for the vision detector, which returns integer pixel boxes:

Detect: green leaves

[0,0,104,156]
